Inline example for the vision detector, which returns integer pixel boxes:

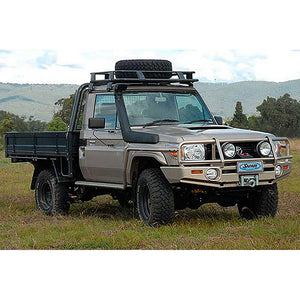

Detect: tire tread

[238,184,278,219]
[137,168,174,226]
[115,59,172,79]
[35,169,70,215]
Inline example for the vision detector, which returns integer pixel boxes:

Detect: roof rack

[89,70,198,91]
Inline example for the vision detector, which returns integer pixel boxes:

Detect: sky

[0,0,299,85]
[0,49,300,84]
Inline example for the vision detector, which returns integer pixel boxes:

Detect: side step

[75,181,125,190]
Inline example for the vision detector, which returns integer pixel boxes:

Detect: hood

[134,125,273,143]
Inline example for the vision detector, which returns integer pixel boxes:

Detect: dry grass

[290,138,300,152]
[0,146,299,250]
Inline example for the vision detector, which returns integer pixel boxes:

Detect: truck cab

[5,59,292,226]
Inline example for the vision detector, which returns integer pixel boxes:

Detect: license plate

[237,161,263,173]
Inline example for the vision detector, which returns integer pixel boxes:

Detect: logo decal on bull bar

[237,161,263,172]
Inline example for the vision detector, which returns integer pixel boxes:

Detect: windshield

[123,92,214,126]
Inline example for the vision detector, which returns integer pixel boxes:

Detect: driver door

[80,93,126,184]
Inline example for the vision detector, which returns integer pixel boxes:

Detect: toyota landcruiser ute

[5,59,292,226]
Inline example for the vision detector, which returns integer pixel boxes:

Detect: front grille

[205,144,212,160]
[234,142,260,158]
[217,142,261,159]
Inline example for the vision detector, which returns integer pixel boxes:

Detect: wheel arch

[30,159,66,190]
[126,151,167,186]
[31,160,52,190]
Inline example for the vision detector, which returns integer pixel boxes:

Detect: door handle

[89,140,96,145]
[79,146,85,158]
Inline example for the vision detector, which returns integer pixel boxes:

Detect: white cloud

[254,51,300,82]
[0,50,299,84]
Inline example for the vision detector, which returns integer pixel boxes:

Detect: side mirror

[214,116,223,125]
[88,117,105,129]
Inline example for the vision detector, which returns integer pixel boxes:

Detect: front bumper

[161,160,292,188]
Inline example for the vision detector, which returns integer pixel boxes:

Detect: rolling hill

[0,83,78,121]
[194,79,300,118]
[0,79,299,122]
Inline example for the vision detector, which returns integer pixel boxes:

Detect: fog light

[275,165,282,177]
[206,168,219,180]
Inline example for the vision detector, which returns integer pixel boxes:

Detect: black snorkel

[114,84,159,144]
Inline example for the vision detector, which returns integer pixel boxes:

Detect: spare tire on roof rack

[115,59,172,79]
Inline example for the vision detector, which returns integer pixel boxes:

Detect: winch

[239,175,259,187]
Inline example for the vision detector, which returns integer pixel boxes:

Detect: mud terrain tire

[35,169,70,215]
[136,168,174,226]
[238,184,278,219]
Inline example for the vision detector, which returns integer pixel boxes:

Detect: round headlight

[206,168,219,180]
[257,141,272,157]
[182,144,205,161]
[222,142,236,158]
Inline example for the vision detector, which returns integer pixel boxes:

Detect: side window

[94,94,116,129]
[75,90,88,130]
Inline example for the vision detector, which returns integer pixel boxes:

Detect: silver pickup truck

[5,59,292,226]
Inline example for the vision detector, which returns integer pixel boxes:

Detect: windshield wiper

[184,119,213,124]
[143,119,180,128]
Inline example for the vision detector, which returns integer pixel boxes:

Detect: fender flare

[125,151,167,185]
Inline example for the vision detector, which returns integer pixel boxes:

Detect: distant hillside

[0,80,299,122]
[194,79,300,118]
[0,83,78,122]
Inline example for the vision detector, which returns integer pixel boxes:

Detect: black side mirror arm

[214,116,223,125]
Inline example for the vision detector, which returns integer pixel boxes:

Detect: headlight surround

[222,142,236,158]
[257,141,272,157]
[273,141,282,157]
[182,144,205,161]
[205,168,219,180]
[275,165,283,177]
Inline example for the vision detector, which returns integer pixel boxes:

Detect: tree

[46,117,68,131]
[0,113,16,148]
[250,94,300,137]
[0,111,46,132]
[53,92,76,124]
[230,101,249,129]
[0,113,16,135]
[26,116,47,131]
[247,114,261,131]
[0,110,27,131]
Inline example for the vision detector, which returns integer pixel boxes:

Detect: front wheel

[35,169,70,215]
[238,184,278,220]
[136,168,174,226]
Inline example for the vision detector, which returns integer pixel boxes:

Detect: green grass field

[0,141,299,250]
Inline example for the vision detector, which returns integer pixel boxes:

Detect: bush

[46,117,68,131]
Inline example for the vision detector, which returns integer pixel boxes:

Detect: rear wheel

[35,169,70,215]
[238,184,278,219]
[136,168,174,226]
